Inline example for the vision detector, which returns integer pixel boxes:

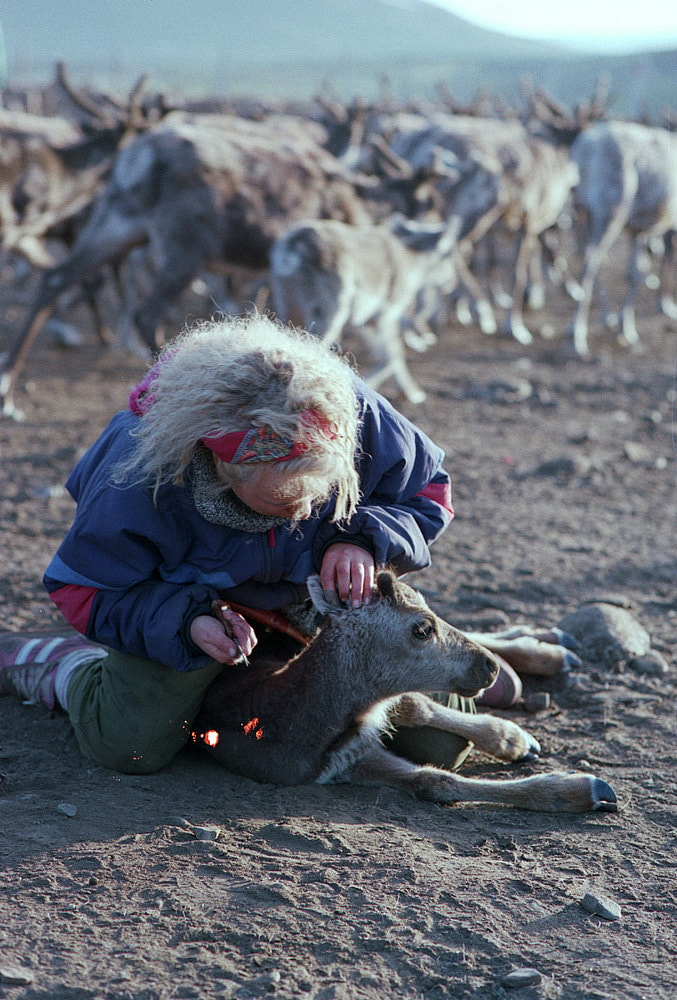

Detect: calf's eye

[412,619,435,641]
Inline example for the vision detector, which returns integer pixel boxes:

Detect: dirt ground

[1,252,676,1000]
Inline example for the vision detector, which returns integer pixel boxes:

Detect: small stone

[523,692,550,713]
[193,825,220,841]
[0,964,35,985]
[57,802,77,817]
[581,891,621,920]
[167,816,193,829]
[502,967,542,988]
[558,603,651,668]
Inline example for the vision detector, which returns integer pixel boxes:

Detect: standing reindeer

[359,110,581,344]
[195,572,617,814]
[270,214,461,404]
[569,119,677,355]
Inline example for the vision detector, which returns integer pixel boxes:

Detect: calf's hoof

[591,777,617,812]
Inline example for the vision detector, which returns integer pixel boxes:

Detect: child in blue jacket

[1,314,458,773]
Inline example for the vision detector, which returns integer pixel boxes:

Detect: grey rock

[630,651,670,675]
[0,965,35,985]
[558,603,651,668]
[502,967,542,988]
[523,692,551,713]
[581,891,621,920]
[193,825,220,841]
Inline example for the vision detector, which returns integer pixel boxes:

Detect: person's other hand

[190,611,257,663]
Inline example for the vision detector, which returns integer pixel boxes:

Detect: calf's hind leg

[352,693,617,813]
[349,742,617,813]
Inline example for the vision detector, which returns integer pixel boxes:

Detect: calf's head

[307,571,498,698]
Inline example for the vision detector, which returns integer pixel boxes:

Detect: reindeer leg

[657,232,677,319]
[452,249,497,335]
[502,230,534,345]
[618,237,642,346]
[349,742,617,813]
[365,315,426,404]
[464,626,582,677]
[0,302,55,419]
[386,692,540,763]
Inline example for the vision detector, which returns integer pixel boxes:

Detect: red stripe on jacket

[416,480,453,517]
[49,584,97,635]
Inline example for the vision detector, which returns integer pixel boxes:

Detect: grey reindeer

[194,572,617,814]
[270,215,460,405]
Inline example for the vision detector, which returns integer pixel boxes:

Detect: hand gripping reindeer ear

[306,570,397,617]
[306,574,344,615]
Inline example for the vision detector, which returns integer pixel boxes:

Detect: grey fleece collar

[190,443,288,532]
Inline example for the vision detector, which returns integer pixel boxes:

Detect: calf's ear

[376,571,397,602]
[307,574,344,615]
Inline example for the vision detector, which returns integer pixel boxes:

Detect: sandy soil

[1,251,676,1000]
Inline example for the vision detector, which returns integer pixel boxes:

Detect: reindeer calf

[194,572,617,814]
[270,217,458,404]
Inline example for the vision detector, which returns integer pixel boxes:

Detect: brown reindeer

[194,572,617,814]
[0,111,369,417]
[0,65,157,267]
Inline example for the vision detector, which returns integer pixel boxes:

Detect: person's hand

[320,542,375,606]
[190,611,257,663]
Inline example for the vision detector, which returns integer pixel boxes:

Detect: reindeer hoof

[591,778,617,812]
[553,628,581,653]
[517,736,541,762]
[1,399,24,421]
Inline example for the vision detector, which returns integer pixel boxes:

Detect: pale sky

[427,0,677,51]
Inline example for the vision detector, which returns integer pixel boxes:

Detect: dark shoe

[385,693,476,772]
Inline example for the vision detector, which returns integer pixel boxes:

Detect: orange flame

[242,716,264,740]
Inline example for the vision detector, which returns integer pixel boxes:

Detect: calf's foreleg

[383,692,540,762]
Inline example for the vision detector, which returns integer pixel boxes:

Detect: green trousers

[66,649,475,776]
[66,649,223,774]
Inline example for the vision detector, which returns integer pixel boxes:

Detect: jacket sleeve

[313,385,453,573]
[43,473,218,673]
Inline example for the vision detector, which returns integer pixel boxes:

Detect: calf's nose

[476,651,500,688]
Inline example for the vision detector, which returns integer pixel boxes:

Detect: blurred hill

[1,0,675,120]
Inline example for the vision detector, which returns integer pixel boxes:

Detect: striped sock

[53,647,106,712]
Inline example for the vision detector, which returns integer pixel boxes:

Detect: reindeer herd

[0,69,675,416]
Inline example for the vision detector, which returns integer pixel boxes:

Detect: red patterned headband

[201,409,335,464]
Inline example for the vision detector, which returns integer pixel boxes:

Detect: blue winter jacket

[43,380,453,671]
